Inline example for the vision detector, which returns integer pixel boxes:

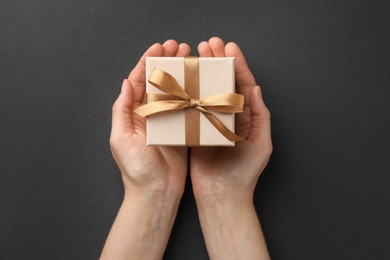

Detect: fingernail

[256,86,263,98]
[121,79,127,93]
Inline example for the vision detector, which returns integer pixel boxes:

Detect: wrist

[195,191,254,214]
[124,187,182,210]
[195,194,269,260]
[194,182,255,208]
[101,189,181,260]
[121,170,186,203]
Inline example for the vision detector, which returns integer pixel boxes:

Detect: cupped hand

[191,37,272,203]
[110,40,191,199]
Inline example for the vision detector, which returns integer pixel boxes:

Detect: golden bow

[134,68,244,143]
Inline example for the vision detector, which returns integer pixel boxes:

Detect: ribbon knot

[190,99,199,107]
[134,65,244,144]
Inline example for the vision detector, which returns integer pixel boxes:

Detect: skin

[101,37,272,260]
[192,37,272,260]
[100,40,191,260]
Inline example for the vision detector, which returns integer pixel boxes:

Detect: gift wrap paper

[145,57,236,146]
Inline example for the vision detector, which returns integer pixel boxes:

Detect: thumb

[111,79,135,136]
[248,86,272,151]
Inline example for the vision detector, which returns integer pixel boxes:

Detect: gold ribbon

[134,58,244,145]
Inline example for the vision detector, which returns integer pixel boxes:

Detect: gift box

[135,57,243,146]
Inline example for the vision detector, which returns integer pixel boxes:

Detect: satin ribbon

[134,59,244,145]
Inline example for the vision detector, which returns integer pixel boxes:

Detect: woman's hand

[101,40,191,260]
[190,37,272,259]
[110,40,191,199]
[191,37,272,204]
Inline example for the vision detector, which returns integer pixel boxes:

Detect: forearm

[196,195,270,260]
[100,191,181,260]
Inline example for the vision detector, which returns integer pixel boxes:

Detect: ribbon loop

[149,68,191,101]
[134,64,244,143]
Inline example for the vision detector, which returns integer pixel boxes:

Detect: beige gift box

[145,57,236,146]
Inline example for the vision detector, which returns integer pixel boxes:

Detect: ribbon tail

[198,107,243,142]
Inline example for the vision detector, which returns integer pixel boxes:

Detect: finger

[225,42,256,88]
[162,39,179,57]
[198,41,213,57]
[112,79,135,136]
[175,43,191,57]
[208,36,226,57]
[128,43,164,103]
[129,43,163,82]
[248,86,272,151]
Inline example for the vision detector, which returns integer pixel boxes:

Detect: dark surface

[1,0,389,259]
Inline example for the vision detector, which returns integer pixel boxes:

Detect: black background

[1,0,389,259]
